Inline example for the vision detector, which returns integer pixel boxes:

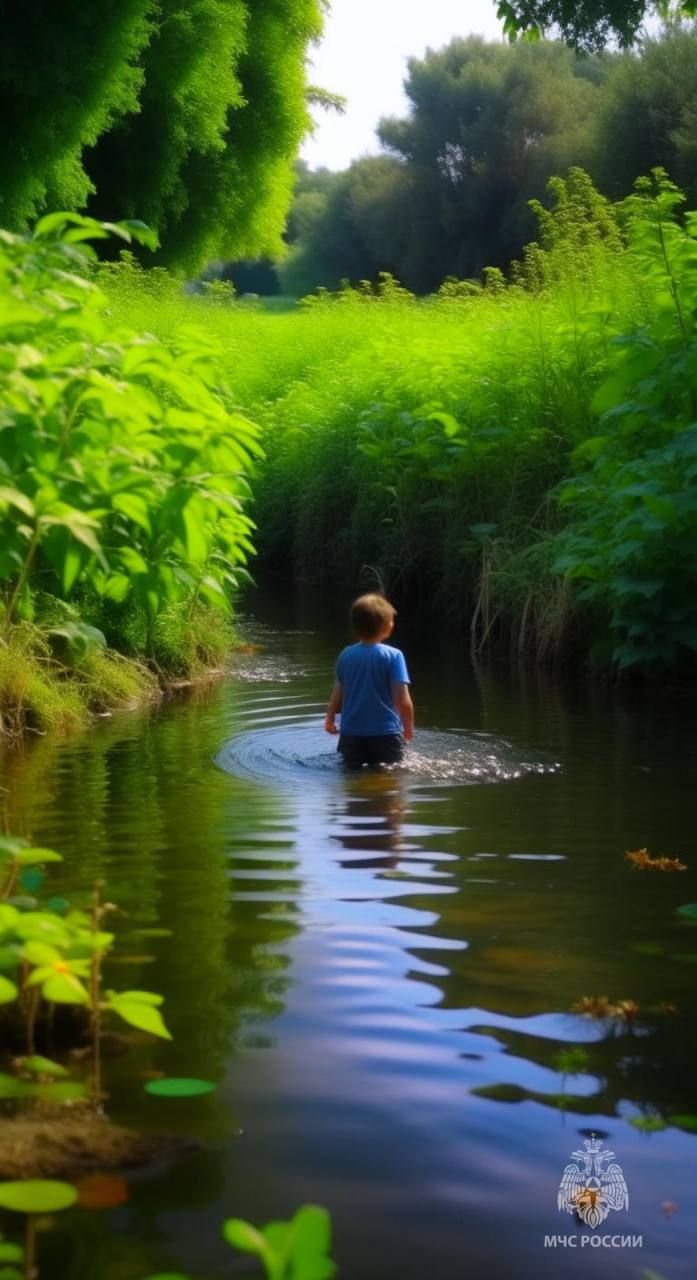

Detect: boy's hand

[324,716,339,735]
[403,727,414,742]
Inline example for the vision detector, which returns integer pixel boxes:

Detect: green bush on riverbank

[0,215,260,735]
[104,169,697,670]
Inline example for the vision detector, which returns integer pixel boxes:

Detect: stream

[0,588,695,1279]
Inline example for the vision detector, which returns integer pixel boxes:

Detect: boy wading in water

[324,594,414,768]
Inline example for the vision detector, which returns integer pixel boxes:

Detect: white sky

[302,0,503,170]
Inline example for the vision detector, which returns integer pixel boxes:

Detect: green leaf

[22,941,61,966]
[0,976,18,1005]
[677,904,697,920]
[0,488,35,519]
[0,839,28,860]
[0,1181,77,1213]
[286,1205,335,1279]
[0,1244,23,1265]
[20,1056,69,1079]
[0,1076,30,1100]
[144,1077,215,1098]
[223,1218,269,1258]
[33,1081,87,1103]
[14,847,62,866]
[41,972,90,1005]
[112,492,151,533]
[107,993,171,1039]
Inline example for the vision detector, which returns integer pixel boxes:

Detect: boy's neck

[358,630,392,646]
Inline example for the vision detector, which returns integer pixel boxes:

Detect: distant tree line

[229,23,697,297]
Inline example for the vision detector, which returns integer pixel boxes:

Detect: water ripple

[215,722,561,787]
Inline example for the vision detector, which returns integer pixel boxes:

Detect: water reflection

[0,605,696,1279]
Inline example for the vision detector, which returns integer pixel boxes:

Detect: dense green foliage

[0,1,322,272]
[277,27,697,295]
[106,170,697,671]
[497,0,697,48]
[591,23,697,207]
[0,214,260,731]
[555,174,697,667]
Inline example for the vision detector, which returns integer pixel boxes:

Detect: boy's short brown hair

[350,593,396,639]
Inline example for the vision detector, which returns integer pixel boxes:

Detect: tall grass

[103,171,696,667]
[100,198,635,658]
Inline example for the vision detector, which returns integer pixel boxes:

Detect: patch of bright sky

[302,0,503,171]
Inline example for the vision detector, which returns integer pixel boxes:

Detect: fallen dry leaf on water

[572,996,641,1021]
[625,848,687,872]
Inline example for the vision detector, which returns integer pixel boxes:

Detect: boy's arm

[324,681,342,735]
[392,682,414,741]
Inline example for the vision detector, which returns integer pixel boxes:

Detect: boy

[324,593,414,768]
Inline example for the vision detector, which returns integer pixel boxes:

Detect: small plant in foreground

[143,1204,336,1280]
[0,836,170,1099]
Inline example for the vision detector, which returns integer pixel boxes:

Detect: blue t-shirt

[336,643,410,737]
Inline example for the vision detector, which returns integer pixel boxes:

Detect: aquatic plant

[142,1204,336,1280]
[0,837,170,1099]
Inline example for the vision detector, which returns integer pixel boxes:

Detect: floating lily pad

[677,903,697,920]
[0,1181,77,1213]
[144,1077,216,1098]
[668,1114,697,1132]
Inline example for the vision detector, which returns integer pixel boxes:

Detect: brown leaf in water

[572,995,614,1018]
[625,848,687,872]
[572,995,641,1021]
[662,1200,679,1219]
[76,1173,129,1209]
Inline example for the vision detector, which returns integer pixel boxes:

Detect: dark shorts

[337,733,404,769]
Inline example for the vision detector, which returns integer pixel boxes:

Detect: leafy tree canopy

[0,1,323,272]
[497,0,696,49]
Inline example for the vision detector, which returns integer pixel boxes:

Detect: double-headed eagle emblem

[558,1136,629,1229]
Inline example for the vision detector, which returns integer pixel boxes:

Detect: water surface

[1,593,695,1279]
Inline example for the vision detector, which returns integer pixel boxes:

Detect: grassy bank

[104,171,697,670]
